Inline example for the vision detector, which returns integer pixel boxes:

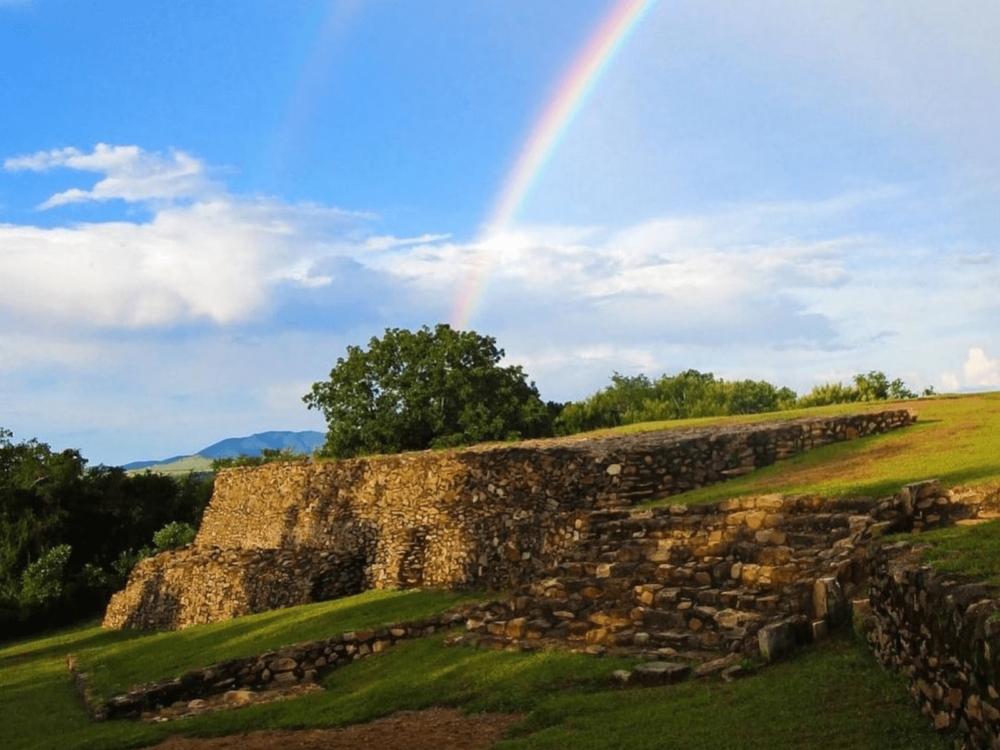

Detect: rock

[224,690,255,706]
[630,661,692,687]
[610,669,632,686]
[693,654,738,678]
[758,618,807,663]
[269,657,298,673]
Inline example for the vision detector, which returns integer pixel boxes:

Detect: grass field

[634,393,1000,505]
[126,455,214,477]
[6,394,999,750]
[0,608,954,750]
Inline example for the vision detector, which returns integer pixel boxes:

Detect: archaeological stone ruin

[99,407,1000,746]
[103,409,915,630]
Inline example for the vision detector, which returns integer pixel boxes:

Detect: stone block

[630,661,692,687]
[758,618,808,663]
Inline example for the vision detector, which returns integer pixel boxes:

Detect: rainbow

[452,0,660,328]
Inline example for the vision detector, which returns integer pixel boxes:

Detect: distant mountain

[197,431,325,459]
[122,430,325,471]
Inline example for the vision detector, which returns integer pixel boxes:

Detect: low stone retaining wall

[84,607,481,720]
[866,498,1000,749]
[104,409,916,631]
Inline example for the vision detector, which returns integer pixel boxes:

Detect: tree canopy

[303,325,554,458]
[555,368,920,434]
[0,428,213,637]
[555,370,798,434]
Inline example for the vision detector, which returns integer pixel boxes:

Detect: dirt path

[139,708,524,750]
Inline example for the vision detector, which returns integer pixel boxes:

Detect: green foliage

[211,447,308,470]
[152,521,197,552]
[0,428,215,637]
[556,370,798,434]
[560,369,920,435]
[796,381,859,408]
[798,370,918,408]
[304,324,553,458]
[19,544,72,607]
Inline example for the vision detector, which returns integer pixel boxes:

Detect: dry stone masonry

[462,478,990,658]
[104,410,915,630]
[81,607,476,721]
[96,406,1000,747]
[863,482,1000,749]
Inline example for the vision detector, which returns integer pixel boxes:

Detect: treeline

[0,429,213,638]
[555,369,926,434]
[209,447,308,470]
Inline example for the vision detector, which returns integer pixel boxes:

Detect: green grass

[497,635,950,750]
[126,455,214,476]
[0,615,953,750]
[643,393,1000,505]
[891,519,1000,584]
[0,589,481,750]
[8,397,997,749]
[76,588,481,698]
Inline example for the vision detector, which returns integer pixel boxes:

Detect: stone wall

[467,480,989,655]
[104,409,916,631]
[864,483,1000,749]
[84,607,478,720]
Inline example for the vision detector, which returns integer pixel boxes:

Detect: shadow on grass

[78,589,481,698]
[0,621,147,663]
[831,464,1000,501]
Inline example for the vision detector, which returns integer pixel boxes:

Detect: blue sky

[1,0,998,466]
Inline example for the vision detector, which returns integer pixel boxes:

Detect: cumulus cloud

[940,348,1000,392]
[963,347,1000,387]
[0,145,369,327]
[5,143,211,208]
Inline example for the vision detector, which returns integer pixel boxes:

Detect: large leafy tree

[303,324,554,458]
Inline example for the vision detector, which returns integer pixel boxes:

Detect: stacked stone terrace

[104,409,916,631]
[471,492,913,655]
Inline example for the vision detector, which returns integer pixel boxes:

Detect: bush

[19,544,72,608]
[152,521,197,552]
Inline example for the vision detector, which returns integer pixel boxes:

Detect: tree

[555,373,656,434]
[798,371,919,408]
[0,428,215,636]
[303,325,553,458]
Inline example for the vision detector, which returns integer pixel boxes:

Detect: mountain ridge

[122,430,325,471]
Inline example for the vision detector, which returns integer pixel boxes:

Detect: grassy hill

[6,394,999,750]
[126,454,215,476]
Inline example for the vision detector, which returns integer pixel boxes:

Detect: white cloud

[364,233,451,250]
[963,347,1000,387]
[0,145,369,327]
[5,143,211,208]
[2,145,996,462]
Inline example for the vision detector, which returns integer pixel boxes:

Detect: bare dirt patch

[138,708,524,750]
